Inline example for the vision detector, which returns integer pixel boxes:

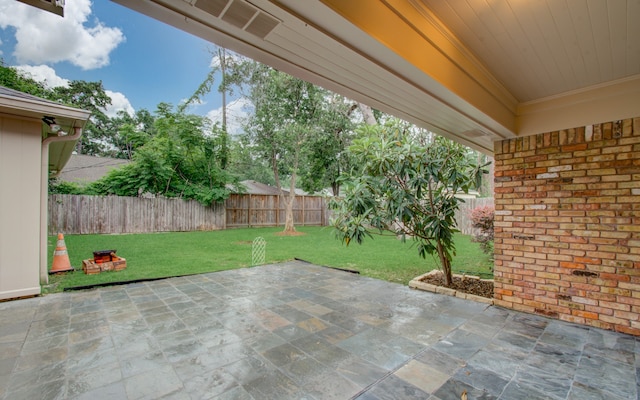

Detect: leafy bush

[331,121,489,286]
[470,205,494,256]
[48,178,86,195]
[84,104,235,205]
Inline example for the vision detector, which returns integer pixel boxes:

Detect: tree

[244,63,326,233]
[106,109,156,159]
[88,103,235,205]
[300,95,357,196]
[0,61,51,98]
[180,47,248,170]
[0,63,121,156]
[331,121,488,285]
[227,135,275,185]
[51,80,112,155]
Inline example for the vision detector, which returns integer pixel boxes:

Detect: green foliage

[331,120,487,285]
[0,60,51,98]
[106,109,156,159]
[0,62,132,158]
[241,62,358,198]
[227,136,275,185]
[48,178,86,195]
[49,80,113,155]
[87,104,236,205]
[243,63,332,231]
[299,96,357,195]
[245,65,324,174]
[470,205,495,256]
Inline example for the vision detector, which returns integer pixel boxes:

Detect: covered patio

[3,1,638,398]
[108,0,640,335]
[0,261,637,399]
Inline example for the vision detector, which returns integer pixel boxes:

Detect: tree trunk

[220,48,227,133]
[282,162,298,233]
[331,181,340,197]
[436,240,453,286]
[283,193,296,233]
[219,48,229,169]
[358,103,377,126]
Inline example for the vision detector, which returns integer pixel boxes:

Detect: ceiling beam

[517,74,640,136]
[318,0,518,136]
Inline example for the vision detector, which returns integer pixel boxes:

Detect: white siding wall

[0,116,41,299]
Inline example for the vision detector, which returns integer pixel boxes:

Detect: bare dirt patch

[274,231,307,237]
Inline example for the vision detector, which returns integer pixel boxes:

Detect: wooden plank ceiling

[420,0,640,102]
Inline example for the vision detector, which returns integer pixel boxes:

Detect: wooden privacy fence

[49,194,490,235]
[225,194,327,228]
[48,193,328,235]
[455,197,494,235]
[48,194,226,235]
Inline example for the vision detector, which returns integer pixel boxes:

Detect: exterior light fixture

[42,116,62,134]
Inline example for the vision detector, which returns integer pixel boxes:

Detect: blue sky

[65,0,215,113]
[0,0,242,122]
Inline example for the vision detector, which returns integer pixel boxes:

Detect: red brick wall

[493,117,640,335]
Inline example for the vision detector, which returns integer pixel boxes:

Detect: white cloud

[206,98,252,137]
[104,90,135,118]
[15,64,70,88]
[0,0,124,70]
[209,49,247,69]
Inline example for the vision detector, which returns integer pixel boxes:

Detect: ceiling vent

[194,0,280,40]
[193,0,228,18]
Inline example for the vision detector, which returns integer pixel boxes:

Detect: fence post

[223,197,227,229]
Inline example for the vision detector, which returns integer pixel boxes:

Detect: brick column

[493,118,640,335]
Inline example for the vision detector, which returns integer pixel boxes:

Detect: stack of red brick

[82,250,127,275]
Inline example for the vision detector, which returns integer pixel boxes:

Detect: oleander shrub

[470,205,494,256]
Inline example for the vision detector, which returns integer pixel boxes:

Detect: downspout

[39,126,83,285]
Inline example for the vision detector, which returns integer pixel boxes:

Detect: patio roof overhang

[112,0,640,155]
[0,86,91,176]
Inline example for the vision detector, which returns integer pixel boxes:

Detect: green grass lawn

[46,226,493,292]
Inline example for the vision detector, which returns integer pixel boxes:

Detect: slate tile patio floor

[0,260,638,399]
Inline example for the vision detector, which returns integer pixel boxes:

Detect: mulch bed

[420,273,494,298]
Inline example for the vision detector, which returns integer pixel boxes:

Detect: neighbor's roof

[229,180,309,196]
[58,155,130,183]
[0,86,90,125]
[236,180,282,195]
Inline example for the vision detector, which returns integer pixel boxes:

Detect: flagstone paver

[0,260,638,399]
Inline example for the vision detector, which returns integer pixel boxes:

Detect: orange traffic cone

[50,233,74,274]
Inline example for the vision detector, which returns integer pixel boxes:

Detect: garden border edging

[409,270,494,305]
